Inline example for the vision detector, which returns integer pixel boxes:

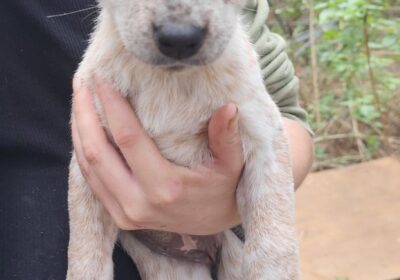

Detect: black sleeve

[0,1,140,279]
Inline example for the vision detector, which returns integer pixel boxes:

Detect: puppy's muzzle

[154,23,206,60]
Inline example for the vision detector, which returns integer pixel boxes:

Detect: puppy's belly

[127,126,220,264]
[130,230,222,265]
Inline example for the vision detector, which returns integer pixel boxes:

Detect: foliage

[269,0,400,169]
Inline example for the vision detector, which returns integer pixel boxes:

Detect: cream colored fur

[67,1,300,279]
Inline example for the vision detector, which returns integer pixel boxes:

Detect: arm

[283,118,314,189]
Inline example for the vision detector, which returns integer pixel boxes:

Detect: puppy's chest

[129,89,222,167]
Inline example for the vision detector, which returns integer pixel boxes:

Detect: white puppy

[67,0,300,279]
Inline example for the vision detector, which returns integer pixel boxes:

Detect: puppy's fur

[67,0,300,279]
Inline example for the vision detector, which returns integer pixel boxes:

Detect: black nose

[154,24,206,60]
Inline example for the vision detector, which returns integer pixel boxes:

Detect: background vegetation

[267,0,400,170]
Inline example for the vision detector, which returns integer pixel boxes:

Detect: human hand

[71,78,244,235]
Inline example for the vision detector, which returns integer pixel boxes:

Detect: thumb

[208,103,244,173]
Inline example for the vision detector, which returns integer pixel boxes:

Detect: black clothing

[0,1,140,279]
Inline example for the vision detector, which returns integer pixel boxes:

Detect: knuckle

[122,205,147,226]
[114,130,139,148]
[151,178,183,206]
[114,216,134,231]
[82,145,100,165]
[150,194,168,207]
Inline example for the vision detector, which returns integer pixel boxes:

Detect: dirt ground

[297,157,400,280]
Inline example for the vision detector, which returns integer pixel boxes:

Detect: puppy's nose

[154,24,206,60]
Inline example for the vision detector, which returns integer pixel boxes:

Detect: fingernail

[227,105,239,131]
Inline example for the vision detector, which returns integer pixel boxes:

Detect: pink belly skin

[132,230,223,265]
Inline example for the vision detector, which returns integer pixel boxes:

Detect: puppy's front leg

[237,109,300,279]
[67,154,118,280]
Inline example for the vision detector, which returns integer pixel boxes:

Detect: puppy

[67,0,300,279]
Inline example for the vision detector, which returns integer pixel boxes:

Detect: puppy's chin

[163,65,187,72]
[134,55,208,73]
[157,63,203,74]
[126,46,228,72]
[151,56,209,67]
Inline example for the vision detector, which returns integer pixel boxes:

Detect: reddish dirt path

[297,157,400,280]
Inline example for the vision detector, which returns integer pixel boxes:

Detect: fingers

[72,78,148,224]
[73,77,183,212]
[71,117,134,230]
[94,79,173,188]
[71,77,243,234]
[208,103,244,174]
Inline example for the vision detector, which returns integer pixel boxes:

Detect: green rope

[243,0,312,134]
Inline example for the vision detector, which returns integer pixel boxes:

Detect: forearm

[283,117,314,189]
